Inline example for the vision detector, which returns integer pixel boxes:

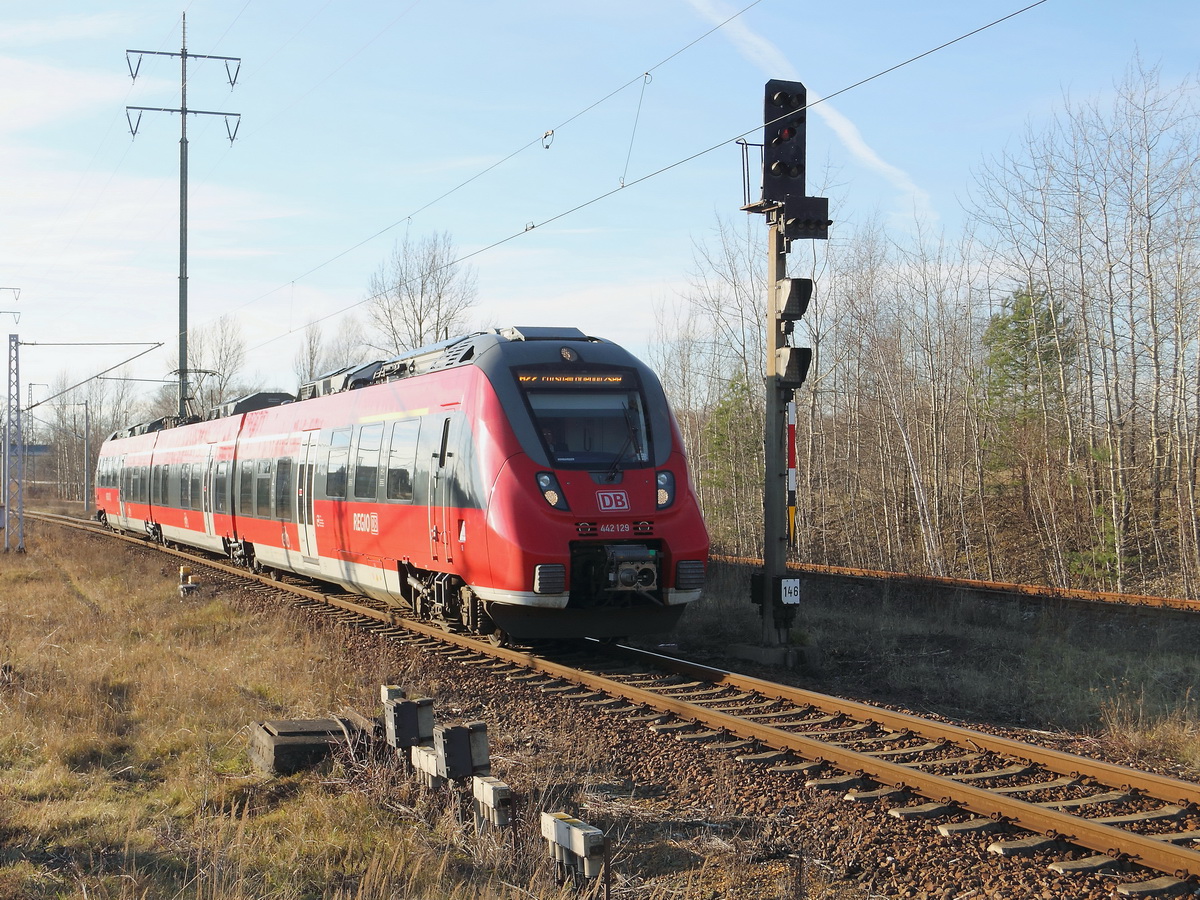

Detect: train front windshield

[518,373,650,469]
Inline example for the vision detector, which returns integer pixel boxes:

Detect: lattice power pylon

[4,333,24,551]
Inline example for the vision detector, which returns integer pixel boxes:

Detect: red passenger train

[95,327,709,642]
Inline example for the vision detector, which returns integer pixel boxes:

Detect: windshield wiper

[604,405,642,482]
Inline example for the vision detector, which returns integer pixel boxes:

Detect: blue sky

[2,0,1198,405]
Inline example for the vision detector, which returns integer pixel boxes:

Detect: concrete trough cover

[263,718,342,737]
[250,718,343,776]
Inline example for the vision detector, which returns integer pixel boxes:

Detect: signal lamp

[762,78,807,203]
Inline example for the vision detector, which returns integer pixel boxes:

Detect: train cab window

[521,377,650,469]
[353,423,384,500]
[326,429,351,499]
[238,460,254,515]
[386,418,420,501]
[275,458,293,520]
[255,460,272,517]
[214,461,230,513]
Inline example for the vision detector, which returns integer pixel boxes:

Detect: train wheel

[485,629,509,648]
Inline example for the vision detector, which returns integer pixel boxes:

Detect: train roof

[109,327,644,440]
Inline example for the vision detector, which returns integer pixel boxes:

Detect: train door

[427,416,455,564]
[117,456,127,524]
[297,430,320,560]
[202,444,216,538]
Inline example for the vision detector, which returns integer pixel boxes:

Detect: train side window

[353,423,384,500]
[256,459,272,517]
[238,460,254,515]
[214,461,230,513]
[190,464,202,511]
[326,428,351,499]
[150,466,160,504]
[386,419,420,501]
[275,458,293,520]
[181,463,192,509]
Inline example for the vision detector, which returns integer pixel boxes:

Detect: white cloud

[0,56,134,132]
[683,0,934,221]
[0,13,133,46]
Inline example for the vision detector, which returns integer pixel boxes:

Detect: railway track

[33,512,1200,896]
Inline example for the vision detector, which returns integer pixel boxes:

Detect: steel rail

[34,513,1200,880]
[601,645,1200,809]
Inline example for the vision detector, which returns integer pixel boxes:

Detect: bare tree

[136,316,257,420]
[293,316,369,385]
[189,314,252,412]
[366,231,478,353]
[971,57,1200,593]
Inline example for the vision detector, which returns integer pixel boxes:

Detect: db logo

[596,490,630,511]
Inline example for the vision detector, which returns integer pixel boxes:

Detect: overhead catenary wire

[22,342,164,412]
[215,0,772,321]
[244,0,1052,356]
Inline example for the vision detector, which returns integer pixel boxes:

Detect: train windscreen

[517,371,649,469]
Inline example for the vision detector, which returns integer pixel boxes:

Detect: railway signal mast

[745,80,830,648]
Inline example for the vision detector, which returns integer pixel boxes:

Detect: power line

[216,0,771,322]
[246,0,1050,354]
[23,343,164,413]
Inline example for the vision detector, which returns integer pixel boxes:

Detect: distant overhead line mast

[126,13,241,419]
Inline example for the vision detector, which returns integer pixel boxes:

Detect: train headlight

[655,471,675,509]
[536,472,569,510]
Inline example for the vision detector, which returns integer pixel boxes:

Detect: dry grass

[3,523,844,899]
[0,524,584,899]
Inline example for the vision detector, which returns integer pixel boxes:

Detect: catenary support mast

[125,14,241,418]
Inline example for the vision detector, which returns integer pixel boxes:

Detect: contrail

[685,0,934,218]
